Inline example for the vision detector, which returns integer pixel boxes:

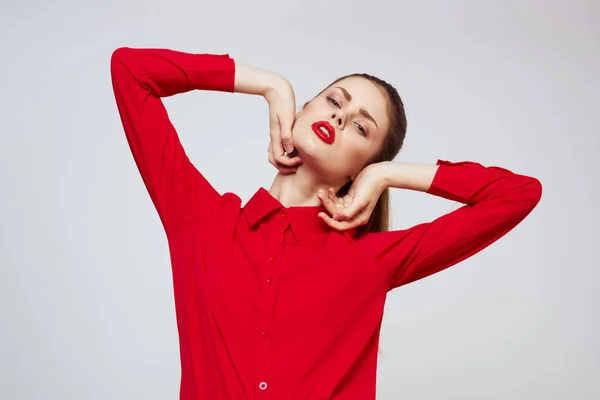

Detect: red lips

[311,121,335,144]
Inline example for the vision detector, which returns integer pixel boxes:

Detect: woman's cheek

[348,147,372,172]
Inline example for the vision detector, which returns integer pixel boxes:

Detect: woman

[110,47,542,399]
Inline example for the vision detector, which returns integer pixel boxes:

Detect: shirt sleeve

[363,160,542,291]
[110,47,235,231]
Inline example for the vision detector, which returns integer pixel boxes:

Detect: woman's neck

[268,167,345,208]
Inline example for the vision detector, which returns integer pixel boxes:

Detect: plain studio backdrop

[1,0,598,399]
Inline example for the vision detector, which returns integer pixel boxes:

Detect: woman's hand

[317,163,388,231]
[264,79,303,174]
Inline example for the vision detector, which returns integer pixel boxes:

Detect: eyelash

[326,96,367,136]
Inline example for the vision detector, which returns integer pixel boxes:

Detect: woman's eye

[327,97,341,108]
[354,122,367,136]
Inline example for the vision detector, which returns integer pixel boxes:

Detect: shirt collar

[243,188,356,241]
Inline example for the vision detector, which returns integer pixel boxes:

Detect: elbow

[526,177,543,206]
[110,47,132,75]
[111,47,131,60]
[517,176,543,215]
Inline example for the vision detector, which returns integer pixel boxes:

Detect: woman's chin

[294,136,327,160]
[292,144,318,166]
[292,150,336,180]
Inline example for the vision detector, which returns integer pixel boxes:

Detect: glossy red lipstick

[311,121,335,144]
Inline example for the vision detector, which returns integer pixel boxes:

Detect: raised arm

[361,160,542,290]
[110,47,284,231]
[110,47,236,231]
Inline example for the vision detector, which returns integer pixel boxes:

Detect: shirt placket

[256,210,289,397]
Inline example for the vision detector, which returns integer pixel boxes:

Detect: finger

[334,191,367,221]
[342,192,353,207]
[269,142,296,174]
[322,187,357,221]
[280,126,294,154]
[270,112,295,155]
[327,187,337,203]
[279,110,295,154]
[274,162,296,174]
[270,138,301,168]
[271,127,286,160]
[272,136,300,169]
[268,143,276,167]
[318,212,364,231]
[270,109,300,164]
[269,112,288,152]
[317,190,344,216]
[275,153,303,167]
[328,188,346,210]
[318,212,351,231]
[269,142,284,169]
[335,201,364,221]
[325,207,370,230]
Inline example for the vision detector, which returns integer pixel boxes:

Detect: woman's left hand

[317,163,388,231]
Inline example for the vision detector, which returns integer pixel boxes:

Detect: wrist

[263,75,292,102]
[373,161,394,190]
[376,161,438,192]
[234,63,284,97]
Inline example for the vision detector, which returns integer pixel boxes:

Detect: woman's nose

[330,112,345,129]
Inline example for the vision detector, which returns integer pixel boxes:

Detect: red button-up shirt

[110,47,542,399]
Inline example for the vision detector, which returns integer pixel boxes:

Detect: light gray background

[1,0,598,399]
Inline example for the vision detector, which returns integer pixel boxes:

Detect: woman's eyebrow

[334,86,379,129]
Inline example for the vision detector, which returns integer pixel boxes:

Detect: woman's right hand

[263,79,303,174]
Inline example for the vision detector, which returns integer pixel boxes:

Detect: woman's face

[292,76,390,183]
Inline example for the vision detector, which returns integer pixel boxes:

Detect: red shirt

[110,47,542,399]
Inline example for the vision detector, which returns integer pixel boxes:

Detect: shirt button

[259,381,268,390]
[269,256,275,263]
[280,212,287,219]
[266,277,274,285]
[261,330,269,338]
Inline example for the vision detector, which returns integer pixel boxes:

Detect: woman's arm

[379,161,439,193]
[110,47,233,231]
[110,47,281,231]
[358,160,542,290]
[234,62,286,96]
